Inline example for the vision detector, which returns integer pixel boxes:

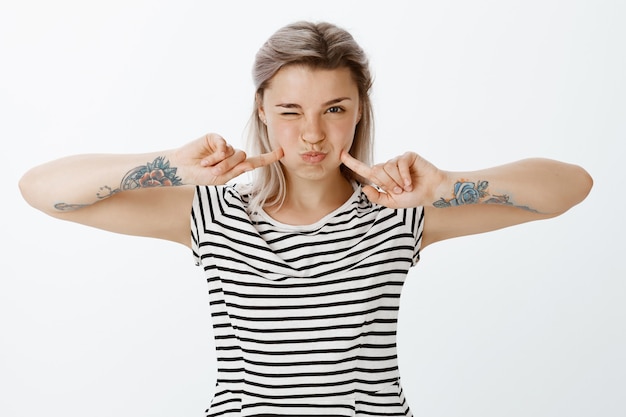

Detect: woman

[19,21,592,417]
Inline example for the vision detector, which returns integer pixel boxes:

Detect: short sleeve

[410,206,425,266]
[190,186,203,266]
[189,184,250,268]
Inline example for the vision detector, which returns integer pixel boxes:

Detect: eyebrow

[275,97,352,109]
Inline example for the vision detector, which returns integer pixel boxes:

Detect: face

[258,65,361,184]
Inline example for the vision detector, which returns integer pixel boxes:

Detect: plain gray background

[2,1,624,416]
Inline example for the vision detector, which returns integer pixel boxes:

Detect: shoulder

[192,183,253,219]
[194,183,251,200]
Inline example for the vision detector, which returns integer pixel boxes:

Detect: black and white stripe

[191,183,424,417]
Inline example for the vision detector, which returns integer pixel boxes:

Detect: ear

[256,92,267,124]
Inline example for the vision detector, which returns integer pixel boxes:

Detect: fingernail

[393,186,403,194]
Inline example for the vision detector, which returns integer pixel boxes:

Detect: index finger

[241,147,284,171]
[340,150,372,178]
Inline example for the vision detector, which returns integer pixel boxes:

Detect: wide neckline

[254,182,361,231]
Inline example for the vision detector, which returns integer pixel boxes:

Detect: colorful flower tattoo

[54,157,181,211]
[121,156,182,190]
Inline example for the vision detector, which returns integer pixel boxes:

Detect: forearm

[431,158,593,215]
[19,151,180,215]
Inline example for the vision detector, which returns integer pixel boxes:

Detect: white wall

[2,1,624,416]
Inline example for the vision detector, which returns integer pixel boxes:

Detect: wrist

[427,170,454,207]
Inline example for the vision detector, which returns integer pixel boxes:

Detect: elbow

[18,169,36,208]
[574,164,594,206]
[19,167,52,215]
[535,161,594,218]
[554,163,594,216]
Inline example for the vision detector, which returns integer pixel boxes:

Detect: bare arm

[341,152,593,248]
[19,133,283,247]
[420,158,593,247]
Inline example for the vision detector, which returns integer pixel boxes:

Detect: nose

[301,115,325,144]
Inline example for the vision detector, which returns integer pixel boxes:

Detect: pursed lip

[300,151,327,163]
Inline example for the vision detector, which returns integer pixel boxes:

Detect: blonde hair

[246,21,375,211]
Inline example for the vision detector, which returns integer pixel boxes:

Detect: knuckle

[207,132,221,142]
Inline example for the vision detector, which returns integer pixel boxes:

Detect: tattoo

[54,202,90,211]
[54,156,182,211]
[97,185,120,199]
[433,180,538,212]
[55,185,121,211]
[121,156,182,190]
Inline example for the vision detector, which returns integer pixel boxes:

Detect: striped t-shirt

[191,182,425,417]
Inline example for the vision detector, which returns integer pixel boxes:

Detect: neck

[265,173,354,225]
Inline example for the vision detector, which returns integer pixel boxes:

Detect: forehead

[264,65,358,102]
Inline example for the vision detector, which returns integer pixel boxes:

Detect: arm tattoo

[433,180,538,212]
[120,156,182,190]
[54,156,182,211]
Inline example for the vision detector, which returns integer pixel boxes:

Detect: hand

[174,133,283,185]
[340,150,443,208]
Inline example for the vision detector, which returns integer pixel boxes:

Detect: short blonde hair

[246,21,374,211]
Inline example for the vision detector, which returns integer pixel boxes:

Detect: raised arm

[19,133,283,247]
[341,151,593,248]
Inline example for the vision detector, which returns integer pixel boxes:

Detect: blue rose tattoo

[434,180,488,207]
[433,179,537,212]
